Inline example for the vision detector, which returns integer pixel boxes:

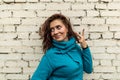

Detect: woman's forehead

[50,19,63,28]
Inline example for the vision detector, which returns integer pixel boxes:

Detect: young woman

[31,14,93,80]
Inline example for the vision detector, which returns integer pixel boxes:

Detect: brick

[5,61,19,67]
[0,18,20,25]
[113,60,120,66]
[95,3,107,9]
[15,0,26,2]
[101,11,120,17]
[52,0,63,2]
[21,18,41,25]
[87,11,99,16]
[22,40,42,46]
[73,25,89,33]
[0,47,11,53]
[4,25,15,32]
[61,11,85,17]
[84,73,100,80]
[89,25,108,32]
[86,40,94,46]
[101,74,120,79]
[0,4,22,10]
[0,33,17,40]
[109,25,120,31]
[22,3,45,10]
[18,32,29,39]
[70,18,81,25]
[94,66,116,72]
[27,0,38,2]
[88,0,98,2]
[17,25,38,32]
[118,67,120,72]
[34,47,43,53]
[93,53,115,60]
[102,32,113,39]
[107,18,120,24]
[117,41,120,46]
[107,47,120,54]
[108,3,120,9]
[1,67,21,73]
[76,0,87,2]
[3,0,14,3]
[93,40,116,47]
[40,0,51,2]
[22,53,42,60]
[0,0,2,2]
[100,60,112,66]
[29,61,39,67]
[0,54,21,60]
[12,46,34,53]
[93,60,99,66]
[113,0,120,2]
[37,11,60,17]
[17,60,28,67]
[0,11,11,18]
[13,11,36,17]
[0,25,3,32]
[29,32,40,39]
[64,0,75,2]
[46,3,70,10]
[0,74,5,80]
[0,40,22,46]
[115,32,120,39]
[5,60,28,67]
[101,0,112,2]
[90,47,105,53]
[23,67,35,74]
[117,54,120,60]
[82,18,105,24]
[6,74,29,80]
[0,61,4,67]
[90,33,101,39]
[72,3,94,10]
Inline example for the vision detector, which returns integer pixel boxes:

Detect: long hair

[39,14,79,53]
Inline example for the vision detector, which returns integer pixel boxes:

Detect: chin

[53,36,68,42]
[55,39,63,42]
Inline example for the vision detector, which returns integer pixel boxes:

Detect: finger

[74,32,79,36]
[74,32,81,38]
[82,29,84,36]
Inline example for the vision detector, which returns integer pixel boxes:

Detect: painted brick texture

[0,0,120,80]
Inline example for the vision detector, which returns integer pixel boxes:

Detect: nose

[54,29,59,34]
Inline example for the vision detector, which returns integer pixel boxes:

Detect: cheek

[50,32,54,37]
[64,28,68,35]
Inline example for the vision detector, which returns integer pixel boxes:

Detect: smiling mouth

[54,35,61,39]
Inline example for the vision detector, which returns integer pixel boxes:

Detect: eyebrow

[50,25,60,29]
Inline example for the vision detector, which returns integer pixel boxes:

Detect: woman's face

[50,19,68,42]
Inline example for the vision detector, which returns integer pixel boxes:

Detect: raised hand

[75,29,88,49]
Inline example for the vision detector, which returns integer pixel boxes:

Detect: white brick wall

[0,0,120,80]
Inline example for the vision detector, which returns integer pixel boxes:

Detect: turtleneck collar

[52,37,76,54]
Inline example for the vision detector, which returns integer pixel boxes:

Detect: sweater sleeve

[31,55,53,80]
[82,47,93,73]
[76,44,93,73]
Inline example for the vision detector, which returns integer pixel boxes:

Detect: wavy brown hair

[39,14,79,53]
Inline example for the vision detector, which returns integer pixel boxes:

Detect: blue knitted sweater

[31,37,93,80]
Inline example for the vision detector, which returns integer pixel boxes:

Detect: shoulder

[44,47,57,58]
[45,47,55,55]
